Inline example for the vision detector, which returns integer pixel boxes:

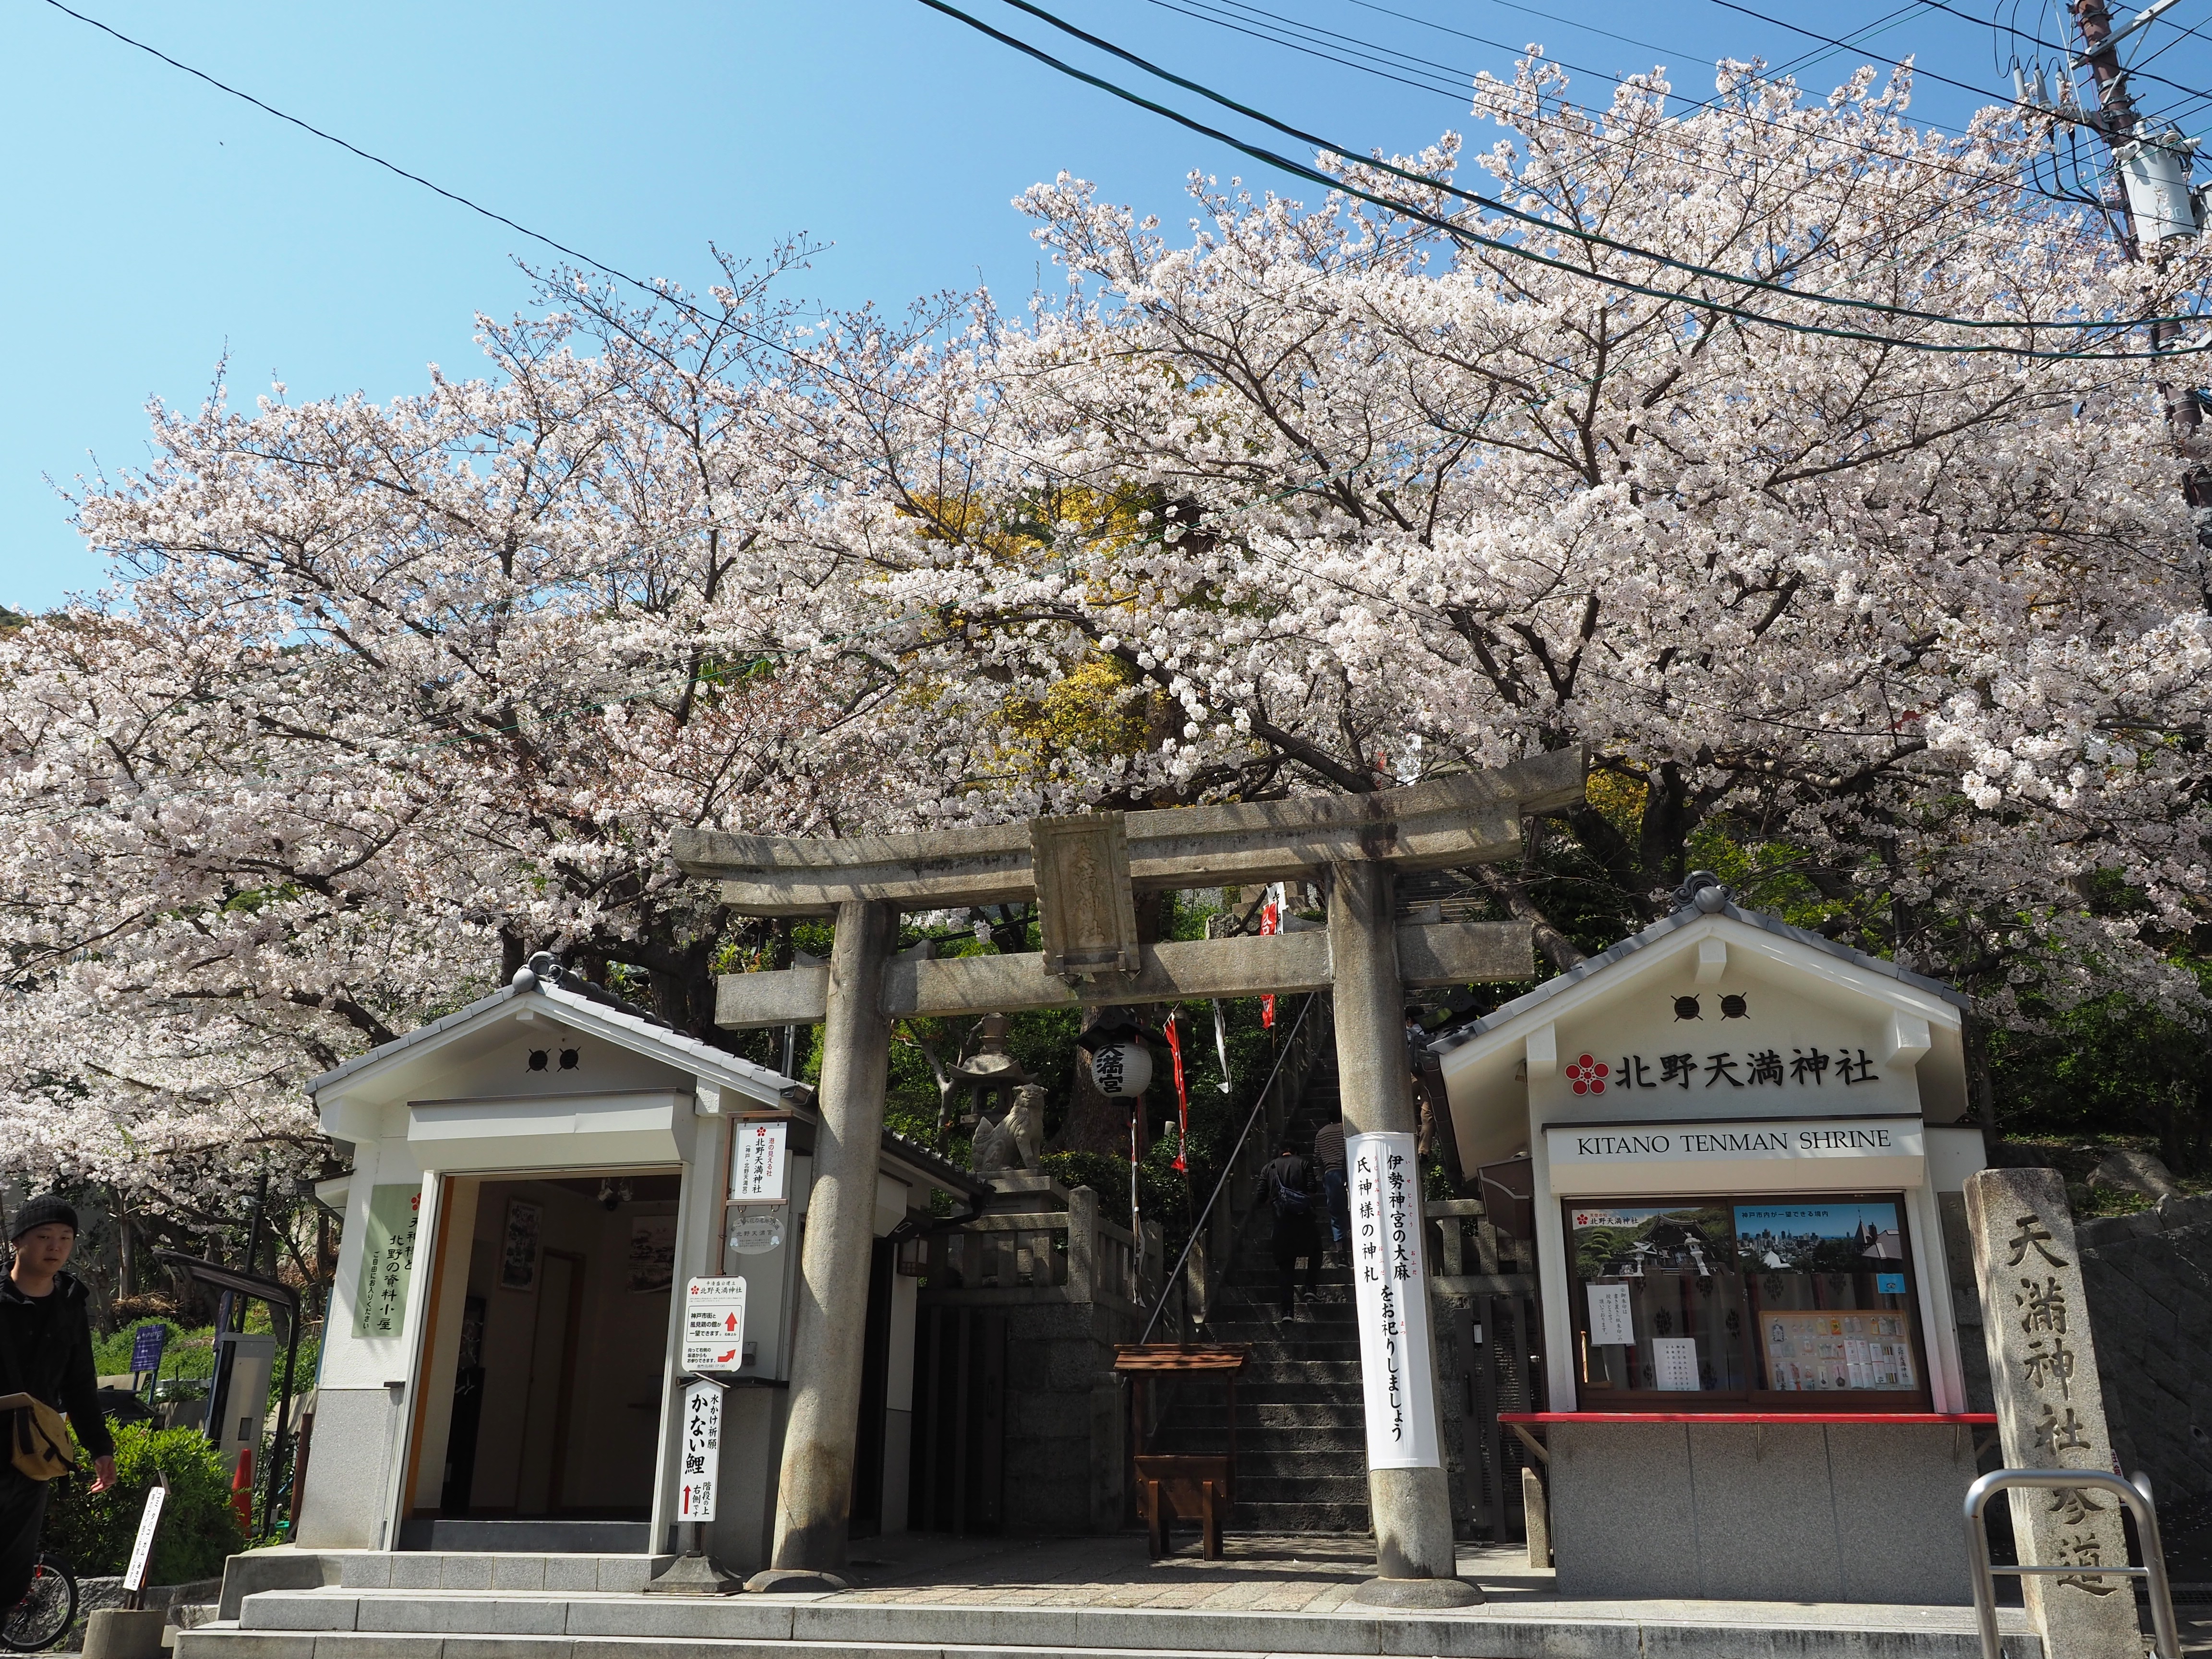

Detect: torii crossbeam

[669,748,1587,1600]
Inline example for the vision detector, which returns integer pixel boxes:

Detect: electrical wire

[1142,0,2121,220]
[960,0,2212,349]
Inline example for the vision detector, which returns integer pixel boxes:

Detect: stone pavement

[830,1531,2036,1643]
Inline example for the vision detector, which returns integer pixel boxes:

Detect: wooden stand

[1114,1344,1249,1560]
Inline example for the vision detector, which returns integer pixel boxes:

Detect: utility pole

[2068,0,2206,453]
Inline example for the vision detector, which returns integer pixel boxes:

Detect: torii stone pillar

[671,750,1585,1582]
[771,898,898,1573]
[1330,861,1473,1604]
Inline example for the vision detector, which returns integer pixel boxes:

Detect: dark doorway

[849,1240,896,1538]
[440,1296,487,1515]
[906,1306,1007,1533]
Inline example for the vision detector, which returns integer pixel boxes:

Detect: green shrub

[43,1423,244,1585]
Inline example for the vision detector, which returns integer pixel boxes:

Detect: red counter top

[1500,1411,1997,1425]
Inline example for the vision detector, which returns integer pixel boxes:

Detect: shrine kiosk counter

[1433,885,1996,1605]
[292,957,981,1573]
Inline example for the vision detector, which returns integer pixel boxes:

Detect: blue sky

[5,0,2205,611]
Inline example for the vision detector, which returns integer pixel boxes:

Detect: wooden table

[1114,1344,1250,1559]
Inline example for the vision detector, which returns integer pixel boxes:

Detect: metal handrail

[1137,993,1318,1343]
[1962,1467,2180,1659]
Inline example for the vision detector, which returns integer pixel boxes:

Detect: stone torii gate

[670,747,1584,1598]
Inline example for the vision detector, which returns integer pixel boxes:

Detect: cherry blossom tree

[9,55,2212,1202]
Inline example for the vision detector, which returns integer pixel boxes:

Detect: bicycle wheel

[1,1555,78,1653]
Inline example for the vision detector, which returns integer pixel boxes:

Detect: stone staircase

[1149,1060,1372,1534]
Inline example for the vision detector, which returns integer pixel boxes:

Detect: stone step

[1155,1430,1366,1454]
[180,1614,2040,1659]
[188,1578,2044,1659]
[1231,1474,1376,1503]
[1210,1382,1377,1407]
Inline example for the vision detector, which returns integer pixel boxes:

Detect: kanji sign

[682,1276,748,1372]
[678,1377,722,1522]
[352,1183,422,1339]
[729,1120,789,1205]
[1965,1166,2139,1657]
[122,1482,166,1592]
[1346,1130,1440,1471]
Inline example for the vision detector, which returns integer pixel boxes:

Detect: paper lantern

[1089,1040,1153,1098]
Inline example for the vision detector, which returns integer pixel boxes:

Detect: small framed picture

[500,1199,543,1291]
[627,1215,676,1294]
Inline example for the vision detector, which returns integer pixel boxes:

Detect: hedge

[42,1423,245,1586]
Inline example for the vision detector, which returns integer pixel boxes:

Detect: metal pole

[1962,1467,2180,1659]
[2069,0,2204,447]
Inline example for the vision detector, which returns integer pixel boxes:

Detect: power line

[1144,0,2120,216]
[960,0,2212,348]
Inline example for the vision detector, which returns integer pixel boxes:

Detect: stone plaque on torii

[670,748,1585,1599]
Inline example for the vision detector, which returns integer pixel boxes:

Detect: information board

[682,1276,747,1372]
[730,1120,788,1205]
[128,1324,167,1377]
[1346,1130,1441,1470]
[1586,1281,1635,1348]
[678,1378,721,1522]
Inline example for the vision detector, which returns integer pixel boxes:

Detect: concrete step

[189,1580,2044,1659]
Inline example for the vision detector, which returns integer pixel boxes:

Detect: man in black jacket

[1257,1144,1322,1317]
[2,1196,116,1619]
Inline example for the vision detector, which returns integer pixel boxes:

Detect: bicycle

[1,1554,79,1653]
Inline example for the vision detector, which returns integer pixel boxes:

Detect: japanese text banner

[1347,1130,1441,1471]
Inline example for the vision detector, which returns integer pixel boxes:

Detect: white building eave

[305,973,801,1115]
[1431,901,1968,1080]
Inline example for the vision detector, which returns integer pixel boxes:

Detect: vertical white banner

[122,1483,167,1592]
[1347,1130,1442,1470]
[679,1377,722,1522]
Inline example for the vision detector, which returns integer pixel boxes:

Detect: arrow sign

[682,1277,747,1373]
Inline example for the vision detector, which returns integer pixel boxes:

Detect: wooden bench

[1134,1453,1233,1560]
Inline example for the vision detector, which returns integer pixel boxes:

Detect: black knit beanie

[9,1195,78,1241]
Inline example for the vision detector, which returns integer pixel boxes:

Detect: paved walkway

[832,1531,2033,1637]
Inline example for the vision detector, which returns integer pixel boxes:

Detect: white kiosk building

[295,954,980,1573]
[1431,877,1995,1603]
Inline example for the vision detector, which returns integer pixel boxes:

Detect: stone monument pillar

[771,898,899,1574]
[1963,1166,2141,1659]
[1328,860,1476,1605]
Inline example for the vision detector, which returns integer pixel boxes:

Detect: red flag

[1165,1015,1190,1171]
[1259,888,1281,1029]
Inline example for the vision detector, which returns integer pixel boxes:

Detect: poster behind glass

[1568,1202,1745,1395]
[1736,1200,1918,1392]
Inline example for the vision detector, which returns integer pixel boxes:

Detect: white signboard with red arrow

[681,1275,747,1372]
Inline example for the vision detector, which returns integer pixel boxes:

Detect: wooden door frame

[397,1175,459,1521]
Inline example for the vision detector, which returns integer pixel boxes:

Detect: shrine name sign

[1546,1115,1926,1194]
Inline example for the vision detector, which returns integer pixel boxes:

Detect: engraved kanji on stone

[2017,1276,2069,1335]
[2007,1213,2068,1269]
[2033,1401,2092,1458]
[2053,1532,2123,1596]
[2047,1486,2107,1527]
[2024,1335,2078,1398]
